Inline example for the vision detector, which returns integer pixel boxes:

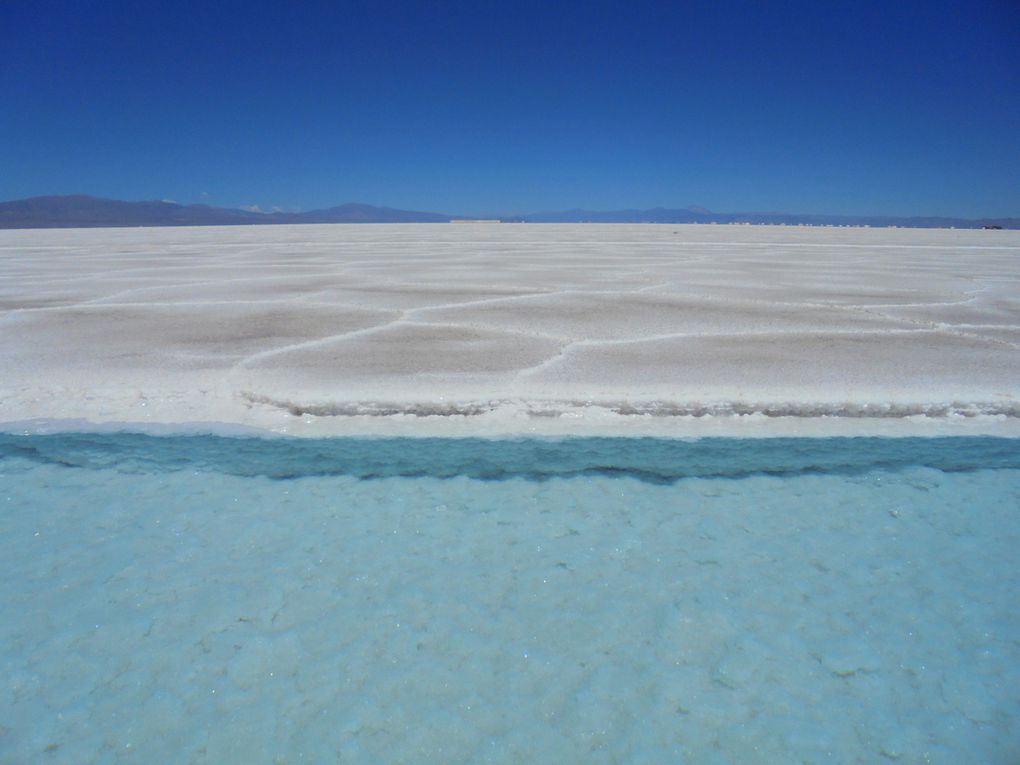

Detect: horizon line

[2,193,1018,223]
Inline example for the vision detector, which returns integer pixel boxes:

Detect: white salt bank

[0,223,1018,436]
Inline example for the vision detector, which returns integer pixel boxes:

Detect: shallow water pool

[1,435,1018,763]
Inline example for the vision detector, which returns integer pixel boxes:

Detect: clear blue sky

[2,0,1018,216]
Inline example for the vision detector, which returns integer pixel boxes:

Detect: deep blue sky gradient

[2,0,1018,216]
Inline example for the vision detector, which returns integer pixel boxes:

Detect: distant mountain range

[0,195,450,228]
[0,195,1016,230]
[522,206,1019,229]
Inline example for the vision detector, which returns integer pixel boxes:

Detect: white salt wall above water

[1,436,1018,764]
[1,224,1018,437]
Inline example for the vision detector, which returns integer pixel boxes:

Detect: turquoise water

[1,435,1018,764]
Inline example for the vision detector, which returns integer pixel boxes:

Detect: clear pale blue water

[1,435,1018,764]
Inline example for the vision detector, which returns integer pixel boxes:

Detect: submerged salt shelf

[2,435,1018,763]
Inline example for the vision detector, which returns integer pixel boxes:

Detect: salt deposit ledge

[1,223,1019,437]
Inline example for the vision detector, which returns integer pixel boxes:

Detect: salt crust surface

[2,452,1018,763]
[2,223,1019,437]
